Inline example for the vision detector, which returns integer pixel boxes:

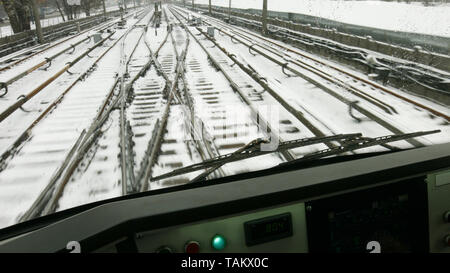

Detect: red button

[185,241,200,253]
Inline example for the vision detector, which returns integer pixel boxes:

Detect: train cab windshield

[0,0,449,254]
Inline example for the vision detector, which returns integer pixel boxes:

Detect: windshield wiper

[150,130,440,183]
[151,133,360,182]
[277,129,440,168]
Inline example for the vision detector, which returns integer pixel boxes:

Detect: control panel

[136,202,308,253]
[93,171,450,253]
[427,170,450,253]
[95,203,308,253]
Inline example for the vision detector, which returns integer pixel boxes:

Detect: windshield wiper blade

[189,138,270,183]
[151,133,363,182]
[150,130,440,183]
[278,129,441,168]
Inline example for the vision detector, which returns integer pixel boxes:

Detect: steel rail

[119,11,156,195]
[139,18,190,192]
[0,31,116,124]
[176,6,450,122]
[0,8,141,73]
[163,8,226,179]
[172,8,321,158]
[220,27,397,115]
[18,129,87,221]
[8,10,154,220]
[42,10,155,210]
[0,9,149,97]
[136,9,220,187]
[132,14,183,186]
[0,36,93,96]
[176,9,396,116]
[43,41,150,215]
[190,24,337,149]
[172,7,425,148]
[0,20,145,171]
[170,7,296,165]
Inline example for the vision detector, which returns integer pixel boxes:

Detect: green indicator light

[211,234,226,250]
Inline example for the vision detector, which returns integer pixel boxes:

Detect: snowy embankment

[194,0,450,37]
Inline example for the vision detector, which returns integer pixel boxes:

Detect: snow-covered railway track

[0,9,146,97]
[122,8,286,192]
[0,7,146,60]
[0,11,152,168]
[0,10,149,113]
[40,24,157,214]
[0,30,115,123]
[186,6,450,109]
[18,10,168,215]
[0,10,140,74]
[172,6,448,148]
[136,11,202,192]
[170,8,361,151]
[0,10,155,228]
[142,7,322,188]
[204,13,450,124]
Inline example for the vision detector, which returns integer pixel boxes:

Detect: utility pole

[262,0,268,36]
[192,0,194,9]
[30,0,44,43]
[228,0,231,21]
[120,0,124,21]
[102,0,107,18]
[208,0,211,15]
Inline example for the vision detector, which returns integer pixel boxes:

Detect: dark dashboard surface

[0,149,397,241]
[0,142,449,252]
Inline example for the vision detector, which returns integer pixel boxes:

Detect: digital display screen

[244,213,293,246]
[305,177,428,253]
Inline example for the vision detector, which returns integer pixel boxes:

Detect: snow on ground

[0,15,144,229]
[186,7,450,146]
[0,5,448,229]
[193,0,450,37]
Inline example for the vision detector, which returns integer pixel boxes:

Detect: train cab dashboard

[0,142,449,253]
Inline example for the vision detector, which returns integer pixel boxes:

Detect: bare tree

[1,0,22,33]
[0,0,31,33]
[54,0,65,21]
[81,0,89,16]
[61,0,73,20]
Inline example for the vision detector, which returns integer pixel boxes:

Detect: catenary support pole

[262,0,268,36]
